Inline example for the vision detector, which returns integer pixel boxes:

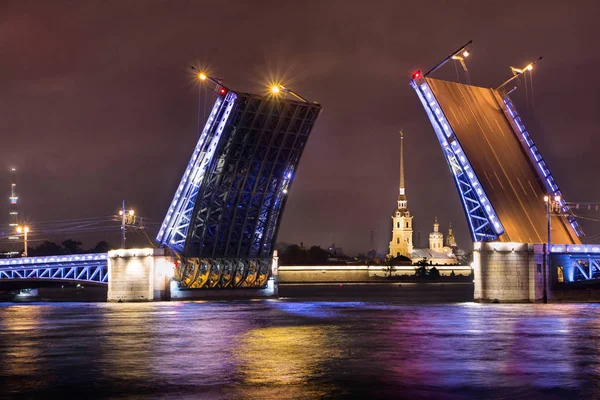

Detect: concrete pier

[473,242,544,302]
[107,248,173,302]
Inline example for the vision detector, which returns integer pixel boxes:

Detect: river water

[1,301,599,399]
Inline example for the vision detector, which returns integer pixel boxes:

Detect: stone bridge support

[107,248,174,302]
[473,242,545,302]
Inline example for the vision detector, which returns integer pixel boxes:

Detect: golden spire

[399,130,405,198]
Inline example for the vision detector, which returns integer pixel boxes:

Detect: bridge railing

[0,253,108,284]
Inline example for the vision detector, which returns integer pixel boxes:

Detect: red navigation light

[219,87,228,96]
[413,71,421,80]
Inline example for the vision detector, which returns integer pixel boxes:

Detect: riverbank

[279,282,474,302]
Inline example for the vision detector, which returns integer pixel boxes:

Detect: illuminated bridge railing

[411,78,504,241]
[0,253,108,284]
[550,245,600,283]
[501,96,583,236]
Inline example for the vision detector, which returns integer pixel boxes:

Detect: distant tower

[388,130,413,258]
[429,217,444,251]
[445,222,457,247]
[9,168,18,228]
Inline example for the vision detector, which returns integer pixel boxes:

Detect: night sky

[1,0,599,254]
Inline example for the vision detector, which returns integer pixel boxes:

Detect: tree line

[24,240,112,257]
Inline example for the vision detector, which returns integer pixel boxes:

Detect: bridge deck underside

[427,78,577,244]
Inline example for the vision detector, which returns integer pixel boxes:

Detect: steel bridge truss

[411,78,503,241]
[156,95,232,252]
[570,258,600,282]
[0,254,108,284]
[157,87,322,289]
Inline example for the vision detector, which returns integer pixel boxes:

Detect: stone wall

[279,268,370,283]
[474,242,544,302]
[278,265,472,283]
[107,248,172,302]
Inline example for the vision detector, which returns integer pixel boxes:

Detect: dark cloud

[1,0,599,252]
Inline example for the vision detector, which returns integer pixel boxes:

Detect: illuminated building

[387,133,457,264]
[388,131,413,258]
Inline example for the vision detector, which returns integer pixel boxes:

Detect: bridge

[1,49,597,302]
[410,43,598,301]
[0,253,108,286]
[156,78,322,290]
[0,77,321,299]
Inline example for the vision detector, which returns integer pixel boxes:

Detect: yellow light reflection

[235,325,341,387]
[0,306,44,381]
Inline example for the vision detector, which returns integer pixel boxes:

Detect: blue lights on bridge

[549,245,600,283]
[157,92,238,252]
[0,253,108,284]
[501,96,583,237]
[411,79,504,242]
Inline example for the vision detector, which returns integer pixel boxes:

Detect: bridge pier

[107,248,173,302]
[473,242,545,302]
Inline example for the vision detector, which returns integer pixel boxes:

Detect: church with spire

[388,130,413,258]
[387,131,458,265]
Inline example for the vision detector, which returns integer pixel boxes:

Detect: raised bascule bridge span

[411,42,598,301]
[0,76,321,300]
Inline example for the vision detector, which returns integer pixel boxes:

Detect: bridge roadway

[0,253,108,285]
[426,78,579,244]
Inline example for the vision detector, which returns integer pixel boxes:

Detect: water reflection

[1,302,600,399]
[234,325,343,399]
[0,306,44,382]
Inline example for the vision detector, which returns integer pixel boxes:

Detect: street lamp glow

[544,195,549,202]
[462,50,470,58]
[198,72,207,81]
[526,64,533,71]
[271,85,280,94]
[16,225,29,257]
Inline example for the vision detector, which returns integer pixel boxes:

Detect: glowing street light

[451,48,471,80]
[496,57,542,90]
[543,194,562,303]
[422,40,473,77]
[16,225,29,257]
[511,63,534,74]
[268,83,309,103]
[191,66,229,96]
[119,200,135,249]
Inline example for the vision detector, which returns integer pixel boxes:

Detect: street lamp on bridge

[118,200,135,249]
[543,194,562,303]
[16,225,29,257]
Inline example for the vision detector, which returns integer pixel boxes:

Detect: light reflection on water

[1,301,600,399]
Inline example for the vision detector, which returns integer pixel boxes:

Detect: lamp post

[119,200,135,249]
[543,194,561,303]
[269,84,309,103]
[16,225,29,257]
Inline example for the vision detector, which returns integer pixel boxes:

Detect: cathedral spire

[399,130,405,198]
[389,130,413,259]
[397,130,408,212]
